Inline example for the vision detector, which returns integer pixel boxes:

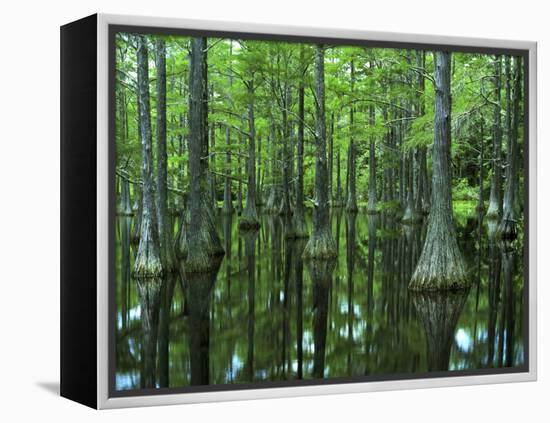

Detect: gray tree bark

[222,125,233,215]
[498,56,522,240]
[155,38,177,272]
[303,45,337,259]
[239,81,260,229]
[292,50,308,238]
[367,105,378,214]
[486,55,503,219]
[185,37,224,272]
[409,51,468,290]
[346,60,358,213]
[133,35,164,278]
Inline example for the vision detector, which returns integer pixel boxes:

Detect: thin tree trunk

[280,86,293,219]
[239,81,260,229]
[155,38,177,272]
[210,121,217,211]
[334,146,343,207]
[477,118,485,213]
[329,112,334,204]
[346,60,358,213]
[498,56,521,240]
[486,55,503,219]
[222,125,233,214]
[292,49,308,238]
[367,105,377,214]
[223,40,235,216]
[117,176,133,215]
[415,51,430,214]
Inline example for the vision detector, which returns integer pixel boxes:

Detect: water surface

[114,210,525,391]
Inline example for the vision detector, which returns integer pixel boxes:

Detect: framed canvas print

[60,13,537,409]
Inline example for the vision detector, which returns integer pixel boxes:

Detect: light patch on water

[339,302,348,314]
[117,305,141,330]
[455,328,472,352]
[303,330,313,349]
[477,328,488,342]
[116,372,139,390]
[231,353,244,372]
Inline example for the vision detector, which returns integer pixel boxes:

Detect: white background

[0,0,547,420]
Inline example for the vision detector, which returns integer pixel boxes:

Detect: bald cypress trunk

[486,55,503,219]
[328,112,334,205]
[239,81,260,230]
[346,60,358,214]
[333,147,343,207]
[222,125,233,215]
[222,42,234,216]
[367,105,377,214]
[292,52,308,238]
[409,51,467,290]
[402,148,418,223]
[280,86,293,220]
[155,38,177,272]
[186,37,224,272]
[498,56,522,240]
[415,51,430,215]
[209,121,217,211]
[117,176,133,216]
[303,45,337,259]
[133,35,163,278]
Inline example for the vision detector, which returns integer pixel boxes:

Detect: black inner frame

[108,23,530,399]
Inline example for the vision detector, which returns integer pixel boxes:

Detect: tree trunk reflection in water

[243,229,258,381]
[487,220,501,366]
[116,210,524,389]
[282,234,293,376]
[294,239,307,379]
[411,290,469,372]
[136,277,162,388]
[500,240,516,367]
[157,273,176,387]
[309,259,336,379]
[346,213,357,374]
[366,216,378,336]
[183,258,222,385]
[223,214,232,308]
[121,217,132,329]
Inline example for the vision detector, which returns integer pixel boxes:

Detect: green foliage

[114,32,524,241]
[452,178,479,201]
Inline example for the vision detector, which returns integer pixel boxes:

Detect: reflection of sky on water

[114,213,525,391]
[455,328,472,353]
[117,305,141,330]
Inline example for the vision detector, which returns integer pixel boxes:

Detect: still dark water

[114,210,525,391]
